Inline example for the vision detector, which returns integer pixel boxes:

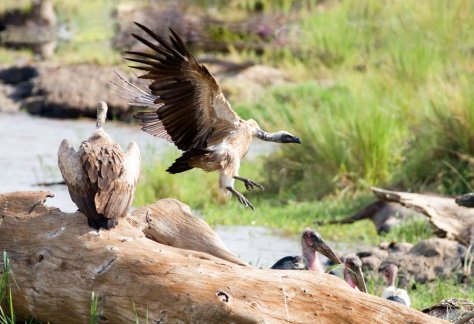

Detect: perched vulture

[118,22,301,209]
[58,101,141,229]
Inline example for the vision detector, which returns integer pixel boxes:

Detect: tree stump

[0,191,445,323]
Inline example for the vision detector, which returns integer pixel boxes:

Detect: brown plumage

[121,22,301,209]
[58,101,141,229]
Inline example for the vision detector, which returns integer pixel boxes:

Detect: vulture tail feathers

[167,148,210,174]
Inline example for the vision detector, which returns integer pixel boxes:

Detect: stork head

[301,228,342,266]
[381,263,398,287]
[96,101,108,129]
[344,254,367,293]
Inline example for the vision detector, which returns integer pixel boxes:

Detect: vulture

[119,22,301,209]
[270,228,342,271]
[343,254,367,293]
[381,264,411,307]
[58,101,141,230]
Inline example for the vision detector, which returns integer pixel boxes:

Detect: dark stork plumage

[270,228,342,271]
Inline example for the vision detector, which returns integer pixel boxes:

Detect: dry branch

[0,191,445,323]
[371,187,474,246]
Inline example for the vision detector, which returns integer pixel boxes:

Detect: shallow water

[216,225,365,267]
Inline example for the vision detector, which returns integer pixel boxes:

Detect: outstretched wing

[127,22,240,151]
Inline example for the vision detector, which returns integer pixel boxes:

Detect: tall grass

[0,252,15,324]
[243,0,474,198]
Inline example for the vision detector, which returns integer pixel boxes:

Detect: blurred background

[0,0,473,311]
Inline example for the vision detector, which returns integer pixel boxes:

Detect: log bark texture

[371,187,474,246]
[0,191,445,323]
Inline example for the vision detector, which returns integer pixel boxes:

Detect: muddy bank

[358,238,471,285]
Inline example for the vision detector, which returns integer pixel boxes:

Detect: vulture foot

[226,187,255,210]
[88,217,118,230]
[233,176,264,191]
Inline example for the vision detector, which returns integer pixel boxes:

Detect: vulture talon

[234,176,264,191]
[227,187,255,210]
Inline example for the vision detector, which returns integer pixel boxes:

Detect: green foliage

[367,275,474,311]
[134,152,266,209]
[381,219,434,244]
[0,252,15,324]
[90,292,99,324]
[247,0,474,198]
[241,80,406,199]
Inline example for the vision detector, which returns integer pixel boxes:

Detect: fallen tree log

[371,187,474,246]
[129,198,248,266]
[316,200,423,234]
[0,191,444,323]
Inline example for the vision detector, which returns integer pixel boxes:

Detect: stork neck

[344,269,357,290]
[388,275,396,287]
[303,246,323,272]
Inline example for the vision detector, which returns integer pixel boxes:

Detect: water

[216,225,300,267]
[0,112,171,211]
[0,112,273,211]
[216,225,365,267]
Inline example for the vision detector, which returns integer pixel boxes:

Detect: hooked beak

[350,266,368,293]
[315,241,342,266]
[293,136,302,144]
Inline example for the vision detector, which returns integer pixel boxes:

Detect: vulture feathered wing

[58,135,141,229]
[127,22,240,151]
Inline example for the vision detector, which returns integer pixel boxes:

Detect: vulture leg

[87,217,118,230]
[226,187,255,210]
[233,176,264,191]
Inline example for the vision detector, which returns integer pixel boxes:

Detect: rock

[0,65,38,84]
[359,238,466,285]
[219,64,290,102]
[27,64,137,119]
[0,83,21,113]
[0,60,289,121]
[423,299,474,323]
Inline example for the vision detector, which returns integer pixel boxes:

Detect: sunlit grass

[366,275,474,311]
[0,252,15,324]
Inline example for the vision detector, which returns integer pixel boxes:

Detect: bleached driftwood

[371,187,474,246]
[0,191,444,323]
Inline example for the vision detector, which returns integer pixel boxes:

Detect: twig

[455,311,474,324]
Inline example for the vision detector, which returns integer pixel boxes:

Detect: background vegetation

[1,0,473,314]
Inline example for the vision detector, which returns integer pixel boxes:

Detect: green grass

[135,152,435,245]
[0,252,15,324]
[0,0,122,65]
[366,275,474,311]
[90,292,99,324]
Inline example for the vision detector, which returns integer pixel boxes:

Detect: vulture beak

[314,240,342,266]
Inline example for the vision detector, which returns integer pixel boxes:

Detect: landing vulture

[118,22,301,209]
